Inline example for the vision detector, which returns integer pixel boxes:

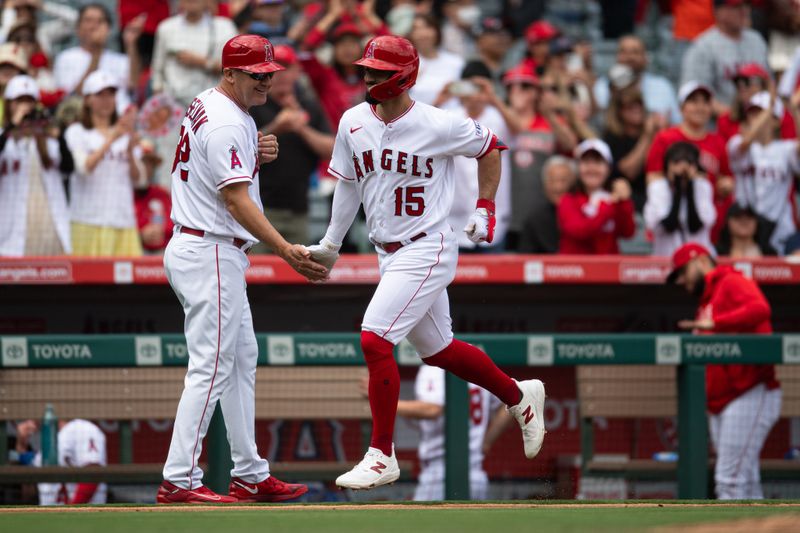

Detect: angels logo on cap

[365,41,376,59]
[265,43,273,62]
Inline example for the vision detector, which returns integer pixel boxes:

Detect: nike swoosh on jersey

[233,480,259,494]
[350,126,363,134]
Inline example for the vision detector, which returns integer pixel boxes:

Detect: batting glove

[464,199,496,244]
[306,237,341,270]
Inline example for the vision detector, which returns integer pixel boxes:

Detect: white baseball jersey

[169,88,263,243]
[727,135,800,252]
[37,419,107,505]
[415,365,502,466]
[65,124,141,228]
[328,101,496,245]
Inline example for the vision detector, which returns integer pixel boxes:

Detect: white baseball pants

[709,383,782,499]
[361,230,458,357]
[162,232,269,489]
[413,458,489,501]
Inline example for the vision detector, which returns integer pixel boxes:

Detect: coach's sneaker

[229,476,308,503]
[156,480,237,504]
[508,379,546,459]
[335,446,400,490]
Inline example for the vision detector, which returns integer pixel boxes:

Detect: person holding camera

[0,74,70,256]
[65,70,142,256]
[644,141,716,257]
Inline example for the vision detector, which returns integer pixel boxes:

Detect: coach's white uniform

[412,365,500,501]
[328,101,496,356]
[37,419,107,505]
[727,135,800,254]
[162,87,269,489]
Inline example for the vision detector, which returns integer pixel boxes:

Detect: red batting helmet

[222,34,284,74]
[354,36,418,103]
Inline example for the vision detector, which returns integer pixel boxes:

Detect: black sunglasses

[238,70,273,81]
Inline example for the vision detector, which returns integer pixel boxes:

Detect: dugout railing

[1,333,799,500]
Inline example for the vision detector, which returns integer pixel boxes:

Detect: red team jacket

[695,266,779,414]
[557,191,636,254]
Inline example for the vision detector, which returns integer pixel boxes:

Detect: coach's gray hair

[541,155,577,184]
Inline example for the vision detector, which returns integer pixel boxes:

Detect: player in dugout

[668,242,782,499]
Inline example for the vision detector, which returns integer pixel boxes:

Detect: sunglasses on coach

[237,70,273,81]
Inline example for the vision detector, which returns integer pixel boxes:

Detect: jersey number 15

[171,125,191,182]
[394,186,425,217]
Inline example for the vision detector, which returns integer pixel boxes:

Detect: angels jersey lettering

[328,101,495,244]
[170,88,263,243]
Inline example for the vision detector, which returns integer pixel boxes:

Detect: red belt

[179,226,250,253]
[375,232,426,253]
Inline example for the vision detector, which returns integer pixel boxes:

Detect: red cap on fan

[221,34,284,73]
[273,45,297,68]
[666,243,712,283]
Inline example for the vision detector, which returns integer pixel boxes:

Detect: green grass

[1,504,798,533]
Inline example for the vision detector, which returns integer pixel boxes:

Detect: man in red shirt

[668,242,781,499]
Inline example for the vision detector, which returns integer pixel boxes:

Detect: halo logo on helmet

[354,36,419,104]
[221,34,284,74]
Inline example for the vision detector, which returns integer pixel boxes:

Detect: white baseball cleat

[508,379,546,459]
[336,446,400,490]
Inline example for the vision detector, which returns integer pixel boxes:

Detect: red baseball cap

[666,243,712,284]
[332,22,363,41]
[733,62,769,80]
[222,34,284,74]
[503,64,539,86]
[273,44,297,68]
[525,21,559,44]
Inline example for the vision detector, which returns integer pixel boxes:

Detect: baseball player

[307,35,546,490]
[400,365,511,500]
[36,419,107,505]
[157,34,328,504]
[668,242,782,499]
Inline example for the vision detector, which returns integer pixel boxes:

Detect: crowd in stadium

[1,0,800,259]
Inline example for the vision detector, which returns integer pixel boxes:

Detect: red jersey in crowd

[557,191,635,254]
[134,185,173,253]
[694,265,779,414]
[717,111,798,142]
[646,126,732,241]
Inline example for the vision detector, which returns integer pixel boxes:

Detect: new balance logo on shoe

[370,461,387,474]
[232,481,259,495]
[521,404,535,425]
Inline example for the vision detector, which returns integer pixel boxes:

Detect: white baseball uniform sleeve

[170,88,263,243]
[326,101,495,245]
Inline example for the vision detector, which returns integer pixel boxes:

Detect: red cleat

[228,476,309,503]
[156,480,237,504]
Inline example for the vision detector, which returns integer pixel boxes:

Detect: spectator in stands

[715,203,777,257]
[718,63,797,141]
[0,75,70,257]
[727,90,800,254]
[669,242,781,500]
[446,61,512,252]
[521,20,559,76]
[594,35,680,125]
[518,155,576,253]
[603,86,666,211]
[250,44,334,248]
[681,0,769,109]
[0,42,28,124]
[644,142,716,257]
[136,92,184,189]
[541,35,595,124]
[646,82,733,242]
[37,419,108,505]
[471,17,512,86]
[8,419,36,466]
[66,71,142,257]
[440,0,480,57]
[53,3,132,112]
[558,139,635,254]
[500,64,578,250]
[236,0,291,43]
[151,0,237,108]
[409,13,465,106]
[0,0,78,57]
[5,19,62,109]
[134,139,172,255]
